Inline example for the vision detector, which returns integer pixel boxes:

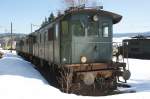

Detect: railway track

[35,65,135,96]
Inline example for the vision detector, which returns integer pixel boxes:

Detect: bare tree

[63,0,88,7]
[92,0,103,7]
[78,0,88,5]
[64,0,76,7]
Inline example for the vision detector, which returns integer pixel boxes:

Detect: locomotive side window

[131,48,139,52]
[40,34,42,43]
[44,32,46,42]
[72,21,85,36]
[130,41,140,45]
[102,23,109,37]
[48,27,54,41]
[55,23,59,40]
[87,22,99,37]
[32,35,36,43]
[62,21,68,36]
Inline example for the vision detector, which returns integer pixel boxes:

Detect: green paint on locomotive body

[17,8,122,65]
[60,9,122,64]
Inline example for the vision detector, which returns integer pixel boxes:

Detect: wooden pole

[31,24,33,33]
[11,22,12,53]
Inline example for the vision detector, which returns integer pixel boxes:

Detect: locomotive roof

[64,8,122,24]
[34,8,122,34]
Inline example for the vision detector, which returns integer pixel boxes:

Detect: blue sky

[0,0,150,34]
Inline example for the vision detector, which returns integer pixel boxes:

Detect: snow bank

[0,52,60,99]
[0,50,11,54]
[113,37,130,43]
[0,52,150,99]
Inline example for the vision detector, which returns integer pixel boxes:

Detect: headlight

[81,56,87,63]
[93,15,99,22]
[62,58,67,62]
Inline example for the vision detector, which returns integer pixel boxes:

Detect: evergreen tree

[45,17,48,24]
[41,21,45,27]
[48,13,55,23]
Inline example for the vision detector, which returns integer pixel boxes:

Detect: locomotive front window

[102,23,109,37]
[87,22,99,36]
[72,21,85,36]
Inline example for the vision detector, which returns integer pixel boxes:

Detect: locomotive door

[48,24,60,63]
[53,23,60,63]
[60,21,72,64]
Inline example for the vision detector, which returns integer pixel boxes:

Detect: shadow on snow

[129,79,150,92]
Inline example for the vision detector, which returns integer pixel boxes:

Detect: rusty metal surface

[64,63,109,72]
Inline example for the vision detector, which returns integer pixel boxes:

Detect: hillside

[0,33,26,38]
[0,33,26,49]
[114,32,150,38]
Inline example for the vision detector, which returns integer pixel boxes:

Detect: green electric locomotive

[16,6,131,95]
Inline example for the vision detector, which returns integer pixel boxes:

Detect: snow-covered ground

[127,59,150,92]
[0,48,150,99]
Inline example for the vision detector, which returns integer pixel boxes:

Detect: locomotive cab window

[72,21,85,36]
[102,23,109,37]
[87,22,99,37]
